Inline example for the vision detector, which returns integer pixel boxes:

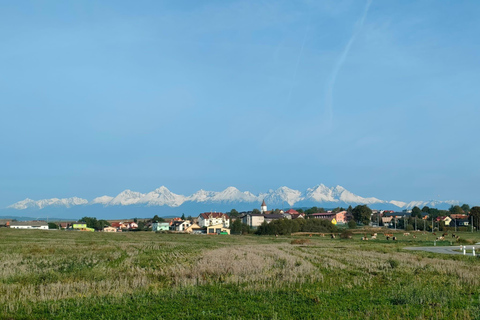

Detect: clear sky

[1,0,479,207]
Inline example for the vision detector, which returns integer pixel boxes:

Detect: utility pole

[432,217,434,233]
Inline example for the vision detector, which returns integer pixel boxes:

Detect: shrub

[388,258,400,269]
[291,239,311,245]
[347,221,357,229]
[457,238,474,244]
[340,230,353,239]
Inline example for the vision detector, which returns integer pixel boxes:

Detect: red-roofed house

[198,212,230,228]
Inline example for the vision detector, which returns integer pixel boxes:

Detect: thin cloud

[325,0,372,128]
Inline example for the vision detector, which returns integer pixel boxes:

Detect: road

[404,245,479,256]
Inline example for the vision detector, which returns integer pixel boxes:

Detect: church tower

[261,199,267,214]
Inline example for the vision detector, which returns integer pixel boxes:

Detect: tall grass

[0,229,479,319]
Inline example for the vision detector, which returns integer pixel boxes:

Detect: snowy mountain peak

[8,197,88,210]
[6,185,460,211]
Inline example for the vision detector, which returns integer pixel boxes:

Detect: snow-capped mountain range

[7,184,458,211]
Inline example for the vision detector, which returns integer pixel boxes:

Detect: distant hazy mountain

[5,184,459,219]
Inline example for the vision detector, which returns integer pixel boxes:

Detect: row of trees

[255,218,337,236]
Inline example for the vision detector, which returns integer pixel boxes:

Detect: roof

[263,214,284,219]
[10,220,48,227]
[383,212,410,217]
[199,212,228,219]
[310,212,336,217]
[285,209,298,214]
[261,199,266,206]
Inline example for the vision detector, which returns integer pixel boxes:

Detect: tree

[470,206,480,230]
[461,204,470,214]
[352,205,372,225]
[230,219,243,235]
[152,215,165,223]
[297,209,304,213]
[411,206,422,219]
[187,215,193,222]
[421,206,430,213]
[449,205,464,215]
[347,205,353,214]
[181,213,186,220]
[48,222,58,229]
[79,217,110,231]
[228,209,239,218]
[252,209,261,215]
[347,220,357,229]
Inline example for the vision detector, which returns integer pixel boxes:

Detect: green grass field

[1,228,479,319]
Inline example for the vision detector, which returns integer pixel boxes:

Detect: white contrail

[325,0,372,128]
[286,25,310,106]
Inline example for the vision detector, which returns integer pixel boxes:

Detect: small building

[207,224,230,235]
[436,216,452,226]
[170,220,191,232]
[73,223,87,229]
[152,222,170,232]
[10,221,48,230]
[103,226,117,232]
[185,222,202,233]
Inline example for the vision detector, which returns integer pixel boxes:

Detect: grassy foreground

[0,229,479,319]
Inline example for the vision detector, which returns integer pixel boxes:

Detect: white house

[198,212,230,228]
[10,221,48,230]
[170,220,191,232]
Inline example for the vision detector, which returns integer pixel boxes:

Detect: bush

[340,230,353,239]
[291,239,311,245]
[347,220,357,229]
[388,258,399,269]
[406,224,414,231]
[457,238,474,244]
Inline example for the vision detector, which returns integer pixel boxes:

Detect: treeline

[255,218,337,236]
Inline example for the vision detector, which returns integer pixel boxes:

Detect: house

[127,222,138,229]
[58,222,71,229]
[242,214,265,228]
[310,213,337,224]
[185,222,202,233]
[285,210,305,219]
[0,219,11,227]
[207,224,230,235]
[10,221,48,230]
[381,216,393,226]
[436,216,452,226]
[152,222,170,232]
[110,222,131,230]
[450,214,468,220]
[198,212,230,228]
[103,226,117,232]
[453,219,470,227]
[72,223,87,230]
[170,220,191,232]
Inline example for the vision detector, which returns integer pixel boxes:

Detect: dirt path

[404,245,479,256]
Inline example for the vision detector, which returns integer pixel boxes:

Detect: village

[1,201,478,235]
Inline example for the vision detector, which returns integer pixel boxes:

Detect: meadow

[0,228,479,319]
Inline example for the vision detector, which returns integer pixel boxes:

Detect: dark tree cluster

[255,218,337,236]
[79,217,110,231]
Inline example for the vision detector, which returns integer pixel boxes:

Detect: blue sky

[1,0,479,207]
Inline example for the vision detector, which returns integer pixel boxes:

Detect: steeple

[261,199,267,214]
